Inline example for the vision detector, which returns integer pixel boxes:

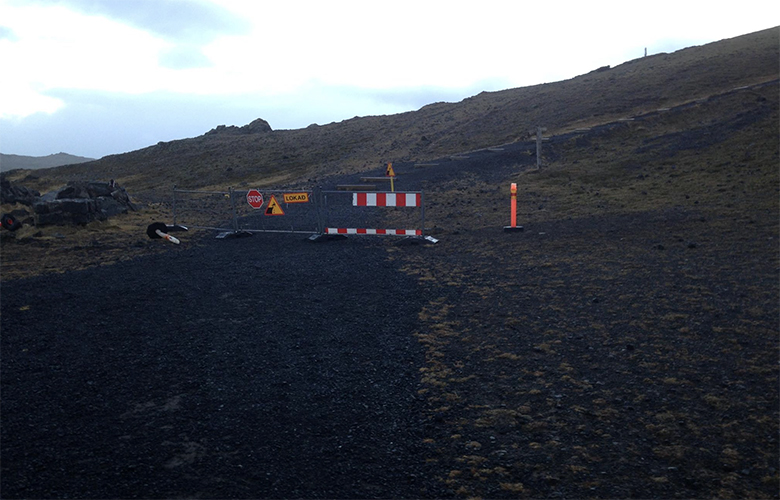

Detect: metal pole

[229,187,238,233]
[536,126,543,169]
[420,190,425,238]
[172,185,177,225]
[322,190,329,234]
[315,186,324,234]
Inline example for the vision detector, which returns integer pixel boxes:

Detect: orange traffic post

[510,183,517,227]
[503,182,524,232]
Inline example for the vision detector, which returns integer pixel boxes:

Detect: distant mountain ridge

[0,153,96,172]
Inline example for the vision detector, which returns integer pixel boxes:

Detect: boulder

[55,180,122,200]
[3,177,137,227]
[0,176,40,206]
[34,180,136,226]
[243,118,272,133]
[95,196,125,218]
[56,183,89,200]
[86,182,114,198]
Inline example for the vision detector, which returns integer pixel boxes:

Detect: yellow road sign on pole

[386,163,396,192]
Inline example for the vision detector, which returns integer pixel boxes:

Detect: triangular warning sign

[264,195,285,216]
[385,162,396,177]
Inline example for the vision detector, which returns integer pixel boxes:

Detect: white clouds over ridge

[0,0,777,157]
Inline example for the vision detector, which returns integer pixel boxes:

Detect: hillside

[1,27,778,499]
[0,152,96,172]
[4,27,777,200]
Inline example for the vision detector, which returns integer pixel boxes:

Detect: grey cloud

[158,45,212,69]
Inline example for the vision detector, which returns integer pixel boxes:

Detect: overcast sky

[0,0,776,159]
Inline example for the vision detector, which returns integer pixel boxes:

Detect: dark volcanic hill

[7,27,779,199]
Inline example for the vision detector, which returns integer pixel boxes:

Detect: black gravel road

[0,136,538,500]
[1,234,444,499]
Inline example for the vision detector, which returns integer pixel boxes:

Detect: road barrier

[352,192,421,207]
[325,228,421,236]
[171,186,436,242]
[318,190,430,241]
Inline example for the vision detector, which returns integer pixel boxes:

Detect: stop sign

[246,189,264,209]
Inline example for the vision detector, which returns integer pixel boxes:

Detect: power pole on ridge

[533,126,547,169]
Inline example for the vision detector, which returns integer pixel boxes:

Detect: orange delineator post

[510,182,517,227]
[504,182,523,232]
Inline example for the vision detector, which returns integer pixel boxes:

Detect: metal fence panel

[231,189,319,234]
[172,188,235,232]
[172,187,426,238]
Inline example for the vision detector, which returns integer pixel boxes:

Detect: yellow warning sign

[385,162,396,177]
[264,195,285,216]
[283,192,309,203]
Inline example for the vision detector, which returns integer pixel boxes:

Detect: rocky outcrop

[33,180,136,226]
[0,176,40,205]
[245,118,273,133]
[206,117,272,136]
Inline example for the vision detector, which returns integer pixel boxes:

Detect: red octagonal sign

[246,189,264,209]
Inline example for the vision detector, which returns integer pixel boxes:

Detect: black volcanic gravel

[1,234,445,499]
[0,140,538,500]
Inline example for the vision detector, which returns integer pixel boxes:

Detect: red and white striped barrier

[325,228,422,236]
[353,192,421,207]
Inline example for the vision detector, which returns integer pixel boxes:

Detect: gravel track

[1,234,444,499]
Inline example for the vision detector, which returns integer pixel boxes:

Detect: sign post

[534,126,547,169]
[386,162,396,192]
[503,183,523,232]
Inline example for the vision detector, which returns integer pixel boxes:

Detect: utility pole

[534,126,547,169]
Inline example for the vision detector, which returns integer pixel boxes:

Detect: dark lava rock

[34,180,136,226]
[0,176,40,206]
